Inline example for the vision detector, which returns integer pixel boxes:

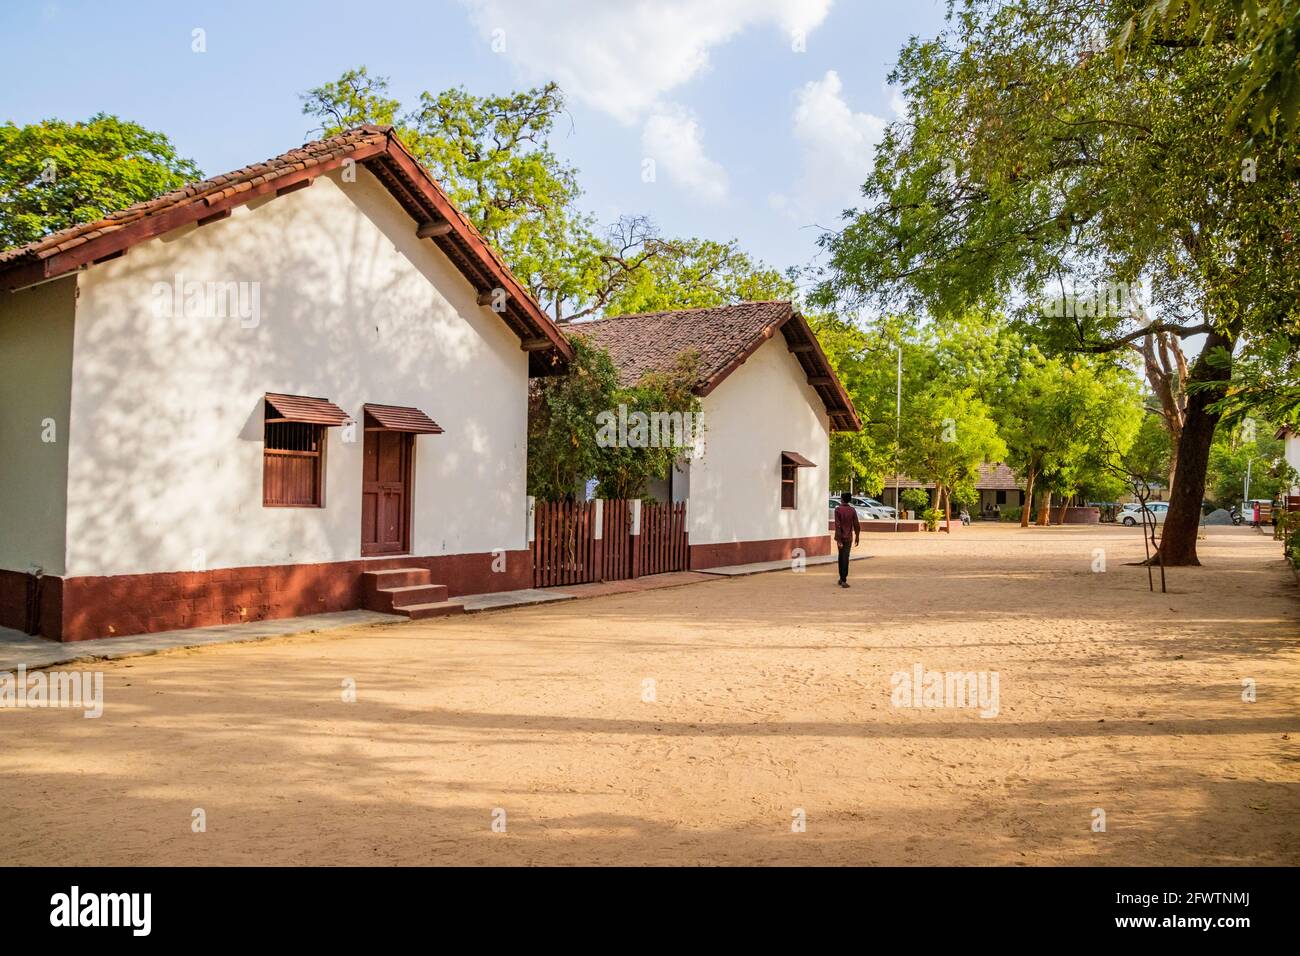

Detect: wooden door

[361,430,412,556]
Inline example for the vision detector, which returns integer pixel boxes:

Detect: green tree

[527,335,701,501]
[0,113,200,249]
[898,383,1007,528]
[603,238,795,315]
[812,0,1300,565]
[998,351,1143,525]
[1205,418,1297,506]
[527,336,620,501]
[591,349,703,499]
[1119,0,1300,146]
[302,68,674,322]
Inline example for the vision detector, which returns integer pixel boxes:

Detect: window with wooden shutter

[779,452,813,511]
[262,393,349,508]
[264,421,326,507]
[781,460,797,509]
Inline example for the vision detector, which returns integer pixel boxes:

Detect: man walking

[833,491,861,588]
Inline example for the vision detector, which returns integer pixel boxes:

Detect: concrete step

[362,567,431,589]
[382,583,449,608]
[397,599,466,620]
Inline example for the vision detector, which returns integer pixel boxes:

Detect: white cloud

[642,105,729,202]
[463,0,832,202]
[464,0,832,123]
[771,70,889,221]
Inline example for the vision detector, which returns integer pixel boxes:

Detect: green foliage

[301,68,797,324]
[811,313,913,492]
[1123,413,1175,486]
[921,507,944,531]
[527,335,700,501]
[302,69,612,320]
[592,348,704,500]
[1000,505,1023,523]
[901,488,931,514]
[0,113,201,249]
[899,379,1007,513]
[1118,0,1300,147]
[1205,417,1297,506]
[527,336,620,500]
[808,0,1300,560]
[603,238,795,315]
[812,0,1300,356]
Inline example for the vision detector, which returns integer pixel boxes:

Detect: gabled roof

[570,301,861,431]
[0,125,573,374]
[886,462,1024,491]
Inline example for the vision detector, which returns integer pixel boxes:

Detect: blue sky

[1,0,948,282]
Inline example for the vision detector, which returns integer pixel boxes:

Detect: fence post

[592,499,605,582]
[630,498,642,579]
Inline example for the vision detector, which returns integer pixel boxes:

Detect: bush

[901,488,930,514]
[1286,527,1300,570]
[1000,506,1022,523]
[921,507,943,532]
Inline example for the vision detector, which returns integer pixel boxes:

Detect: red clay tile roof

[0,125,572,373]
[363,403,444,434]
[570,302,860,431]
[885,463,1025,490]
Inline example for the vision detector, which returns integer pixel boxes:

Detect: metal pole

[893,342,902,530]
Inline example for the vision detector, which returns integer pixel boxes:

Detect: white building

[1278,425,1300,496]
[576,302,861,568]
[0,126,572,641]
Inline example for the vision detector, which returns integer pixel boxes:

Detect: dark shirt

[833,504,860,544]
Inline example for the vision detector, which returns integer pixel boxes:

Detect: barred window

[264,420,325,507]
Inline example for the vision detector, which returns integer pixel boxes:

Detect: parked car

[850,495,897,520]
[828,497,877,522]
[1118,502,1169,526]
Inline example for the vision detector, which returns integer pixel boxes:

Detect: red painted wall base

[1,550,531,643]
[689,534,832,570]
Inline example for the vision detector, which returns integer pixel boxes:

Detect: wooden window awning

[782,451,816,468]
[363,403,444,434]
[265,392,349,426]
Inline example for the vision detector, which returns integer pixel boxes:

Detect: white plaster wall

[0,277,76,574]
[687,336,831,545]
[1287,434,1300,495]
[65,167,529,577]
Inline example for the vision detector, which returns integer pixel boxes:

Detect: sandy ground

[2,524,1297,866]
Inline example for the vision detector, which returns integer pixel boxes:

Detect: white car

[851,496,897,520]
[829,497,877,521]
[1118,502,1169,526]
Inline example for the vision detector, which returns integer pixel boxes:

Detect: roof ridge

[0,125,393,264]
[578,300,794,325]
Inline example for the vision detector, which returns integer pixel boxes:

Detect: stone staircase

[361,568,464,620]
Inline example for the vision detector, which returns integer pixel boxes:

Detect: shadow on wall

[64,170,525,579]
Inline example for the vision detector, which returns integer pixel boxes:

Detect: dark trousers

[837,541,851,582]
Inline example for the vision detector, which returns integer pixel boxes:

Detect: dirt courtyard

[2,524,1297,866]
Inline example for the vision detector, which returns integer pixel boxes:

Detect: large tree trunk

[1151,328,1234,566]
[1037,491,1052,526]
[1020,467,1035,527]
[1057,496,1070,524]
[1134,330,1187,492]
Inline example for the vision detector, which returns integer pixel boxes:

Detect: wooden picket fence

[531,499,598,588]
[638,501,689,576]
[531,498,688,588]
[601,498,634,582]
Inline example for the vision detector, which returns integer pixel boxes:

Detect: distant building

[878,463,1026,516]
[1277,425,1300,496]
